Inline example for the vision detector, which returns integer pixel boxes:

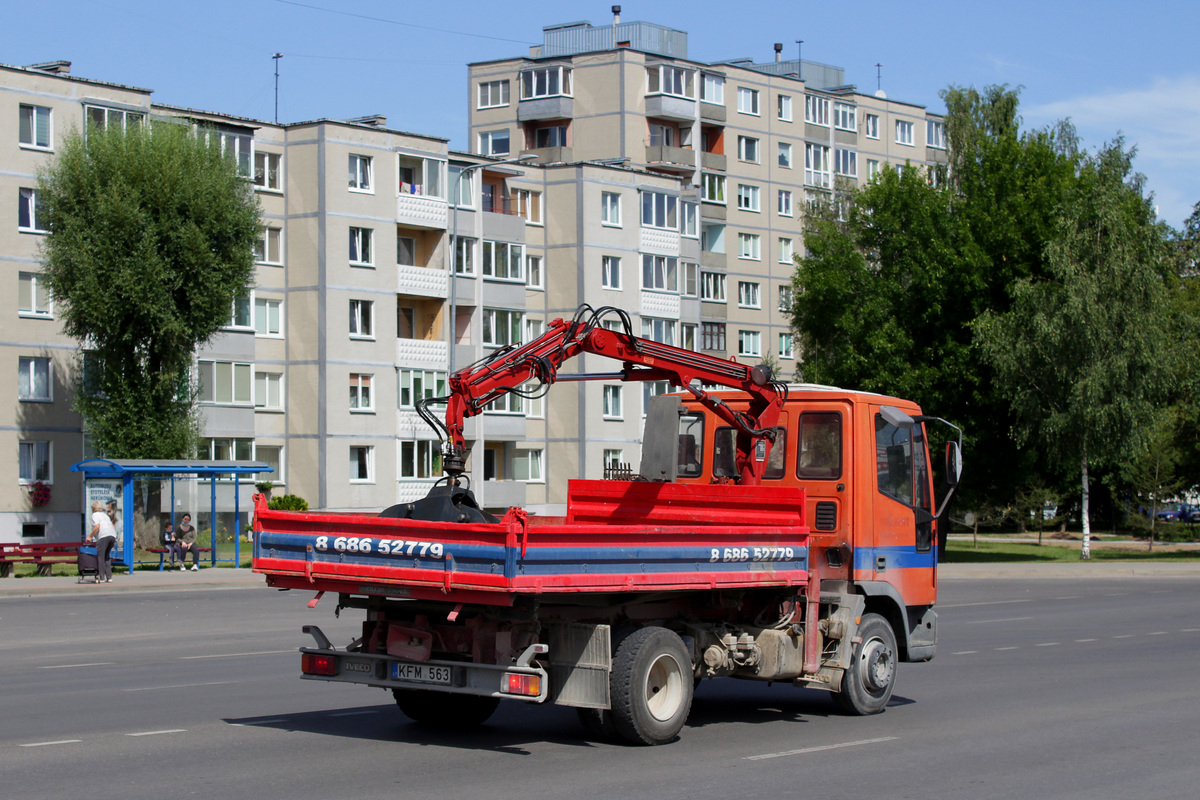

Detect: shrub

[267,494,309,512]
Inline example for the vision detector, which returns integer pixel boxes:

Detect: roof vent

[346,114,387,128]
[27,60,71,75]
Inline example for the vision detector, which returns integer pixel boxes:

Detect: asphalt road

[1,577,1197,799]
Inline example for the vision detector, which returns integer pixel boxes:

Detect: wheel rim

[645,652,685,721]
[860,636,895,694]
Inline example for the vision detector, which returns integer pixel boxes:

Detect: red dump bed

[252,481,811,605]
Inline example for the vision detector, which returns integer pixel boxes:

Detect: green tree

[38,121,260,458]
[973,140,1177,558]
[1125,410,1185,550]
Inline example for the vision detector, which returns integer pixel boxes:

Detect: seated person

[161,522,184,569]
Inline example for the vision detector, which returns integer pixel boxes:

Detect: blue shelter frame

[70,459,273,573]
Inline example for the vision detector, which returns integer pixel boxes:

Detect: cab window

[875,413,912,503]
[797,412,842,479]
[677,414,705,478]
[713,427,786,479]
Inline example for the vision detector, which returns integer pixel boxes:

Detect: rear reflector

[502,672,540,697]
[302,653,338,676]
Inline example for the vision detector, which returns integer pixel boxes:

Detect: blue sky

[8,0,1198,227]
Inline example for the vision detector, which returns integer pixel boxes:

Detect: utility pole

[272,53,283,124]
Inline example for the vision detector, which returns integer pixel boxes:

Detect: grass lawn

[6,542,253,578]
[945,539,1200,563]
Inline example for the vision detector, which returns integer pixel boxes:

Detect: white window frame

[19,357,52,402]
[449,165,476,208]
[738,330,762,358]
[865,114,880,139]
[681,202,699,238]
[738,233,761,261]
[778,142,793,169]
[454,237,476,275]
[778,190,793,217]
[646,64,695,99]
[254,371,284,410]
[928,119,946,149]
[226,294,252,330]
[682,262,698,298]
[737,87,760,116]
[601,192,622,226]
[349,445,375,483]
[778,94,793,122]
[348,154,373,193]
[477,79,510,109]
[700,173,726,205]
[515,189,542,224]
[254,151,282,192]
[256,226,282,265]
[478,129,511,156]
[805,95,830,126]
[483,308,524,348]
[737,281,761,309]
[19,440,51,485]
[701,74,725,105]
[482,240,525,282]
[254,297,283,337]
[512,449,544,483]
[18,188,47,233]
[736,184,760,212]
[526,254,543,290]
[700,271,726,303]
[603,385,623,420]
[779,332,795,360]
[835,148,858,177]
[349,227,374,266]
[867,159,882,181]
[805,144,831,188]
[779,285,795,312]
[18,272,53,319]
[602,255,622,290]
[778,238,794,265]
[641,317,676,346]
[398,368,447,409]
[520,66,572,100]
[640,191,678,231]
[834,103,857,131]
[737,135,760,163]
[399,440,441,480]
[896,120,915,146]
[197,360,253,406]
[702,223,725,254]
[19,104,52,150]
[85,104,145,133]
[681,322,697,351]
[603,449,625,471]
[349,299,374,340]
[349,373,374,412]
[641,254,679,293]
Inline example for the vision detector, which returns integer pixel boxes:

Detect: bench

[145,547,213,570]
[0,542,86,577]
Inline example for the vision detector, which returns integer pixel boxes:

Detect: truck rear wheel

[392,688,500,729]
[609,626,693,745]
[835,612,897,715]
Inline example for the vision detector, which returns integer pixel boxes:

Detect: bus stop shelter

[70,458,273,573]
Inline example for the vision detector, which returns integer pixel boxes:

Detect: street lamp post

[448,153,538,374]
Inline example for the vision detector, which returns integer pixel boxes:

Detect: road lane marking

[1113,635,1134,639]
[967,616,1034,624]
[1075,639,1098,642]
[1182,629,1200,633]
[20,740,82,747]
[994,646,1020,651]
[1035,642,1060,647]
[125,681,239,692]
[178,650,295,660]
[1148,632,1168,635]
[39,662,114,669]
[747,737,898,760]
[1052,596,1081,600]
[951,651,978,655]
[125,730,187,737]
[937,600,1033,609]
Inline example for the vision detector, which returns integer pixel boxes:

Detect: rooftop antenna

[795,40,803,80]
[875,62,882,93]
[272,53,283,124]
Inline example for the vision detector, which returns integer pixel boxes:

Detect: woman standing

[88,500,118,583]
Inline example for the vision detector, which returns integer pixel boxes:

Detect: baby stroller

[77,544,100,584]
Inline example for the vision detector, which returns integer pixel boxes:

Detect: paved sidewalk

[3,560,1199,598]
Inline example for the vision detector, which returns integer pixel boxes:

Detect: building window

[682,262,698,298]
[601,192,622,226]
[348,154,373,192]
[928,119,946,149]
[478,129,510,156]
[23,523,47,539]
[779,285,795,312]
[738,330,762,357]
[478,79,510,109]
[896,120,915,146]
[19,104,52,150]
[778,190,793,217]
[700,271,726,302]
[349,227,373,266]
[255,372,283,410]
[601,255,622,290]
[512,449,544,482]
[737,135,760,163]
[681,322,697,351]
[400,440,441,479]
[603,385,623,419]
[834,103,857,131]
[214,128,254,177]
[397,305,416,339]
[255,444,283,481]
[515,189,542,224]
[835,148,858,177]
[18,188,46,233]
[681,202,699,238]
[805,95,830,126]
[701,73,725,105]
[736,184,761,213]
[399,369,446,409]
[198,437,253,462]
[641,255,679,293]
[779,238,794,265]
[805,144,831,188]
[702,223,725,254]
[254,297,282,337]
[604,449,625,471]
[641,191,678,230]
[254,151,282,191]
[778,142,793,169]
[738,232,761,261]
[396,235,417,267]
[19,357,51,401]
[865,114,880,139]
[349,300,374,339]
[701,322,726,352]
[19,441,51,484]
[532,124,568,148]
[349,373,373,411]
[526,255,543,289]
[521,66,572,99]
[85,105,144,132]
[738,281,761,309]
[483,308,524,347]
[482,241,525,281]
[700,173,726,205]
[641,317,676,345]
[19,272,52,318]
[454,237,475,275]
[647,64,694,98]
[867,159,882,181]
[255,226,282,265]
[227,294,252,329]
[737,87,760,115]
[449,165,475,208]
[778,94,793,122]
[350,446,374,483]
[197,361,253,405]
[779,332,794,359]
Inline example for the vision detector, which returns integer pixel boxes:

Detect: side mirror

[944,441,962,487]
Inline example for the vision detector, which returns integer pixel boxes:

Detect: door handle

[876,555,887,571]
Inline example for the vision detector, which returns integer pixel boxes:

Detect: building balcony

[640,226,681,256]
[520,146,572,164]
[699,102,726,122]
[700,151,726,171]
[397,264,448,299]
[396,338,448,370]
[644,144,697,173]
[517,97,574,121]
[645,94,696,122]
[396,192,449,230]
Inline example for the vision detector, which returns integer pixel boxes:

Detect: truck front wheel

[835,612,897,715]
[392,688,500,729]
[609,626,693,745]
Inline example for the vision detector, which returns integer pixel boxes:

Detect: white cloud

[1025,76,1200,227]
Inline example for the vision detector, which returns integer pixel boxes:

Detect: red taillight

[502,672,541,697]
[302,653,338,676]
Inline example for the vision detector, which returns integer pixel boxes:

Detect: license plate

[392,662,452,685]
